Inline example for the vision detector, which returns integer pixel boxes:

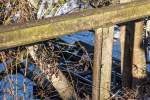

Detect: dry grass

[0,0,150,99]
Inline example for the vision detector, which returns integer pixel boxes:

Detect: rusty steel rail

[0,0,150,50]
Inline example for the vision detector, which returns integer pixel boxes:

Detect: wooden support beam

[120,0,132,75]
[120,21,146,90]
[92,26,114,100]
[132,21,146,89]
[120,25,126,74]
[1,0,150,49]
[100,26,114,100]
[119,0,132,75]
[121,21,135,88]
[121,20,146,94]
[120,0,134,88]
[92,28,103,100]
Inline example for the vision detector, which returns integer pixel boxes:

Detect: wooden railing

[0,0,149,99]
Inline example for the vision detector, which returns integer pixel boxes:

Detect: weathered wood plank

[132,21,146,88]
[92,28,103,100]
[120,21,146,89]
[120,25,126,74]
[121,21,135,88]
[92,26,114,100]
[1,0,150,49]
[120,0,133,88]
[100,26,114,100]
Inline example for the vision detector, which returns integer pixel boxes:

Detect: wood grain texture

[92,28,103,100]
[120,25,126,74]
[132,21,146,88]
[1,0,150,49]
[100,26,114,100]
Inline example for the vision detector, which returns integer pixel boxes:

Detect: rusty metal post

[92,28,103,100]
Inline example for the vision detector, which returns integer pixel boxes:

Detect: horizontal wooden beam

[0,0,150,50]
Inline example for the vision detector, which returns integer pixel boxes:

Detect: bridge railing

[0,0,149,99]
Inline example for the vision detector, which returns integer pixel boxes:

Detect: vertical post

[100,26,114,100]
[92,28,103,100]
[119,0,132,74]
[92,26,114,100]
[120,0,134,88]
[120,25,126,74]
[120,20,146,89]
[121,22,135,88]
[132,21,146,88]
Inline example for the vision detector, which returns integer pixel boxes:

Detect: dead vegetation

[0,0,150,100]
[0,39,93,99]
